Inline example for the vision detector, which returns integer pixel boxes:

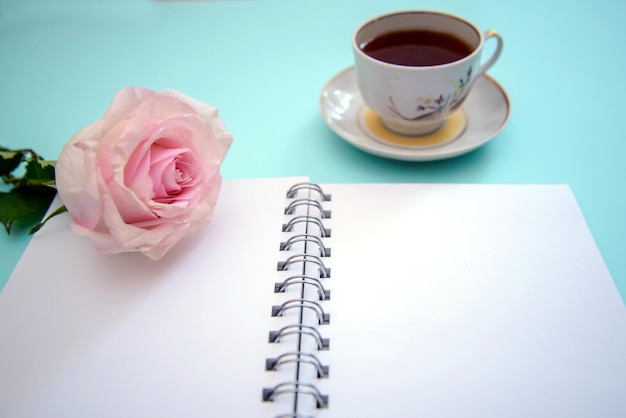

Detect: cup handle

[477,30,503,76]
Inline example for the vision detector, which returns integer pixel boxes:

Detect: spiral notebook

[1,177,626,418]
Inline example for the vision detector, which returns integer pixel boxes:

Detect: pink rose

[55,87,232,260]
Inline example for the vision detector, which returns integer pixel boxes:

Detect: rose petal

[56,123,103,230]
[55,86,232,259]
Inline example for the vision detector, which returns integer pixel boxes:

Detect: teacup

[352,10,503,136]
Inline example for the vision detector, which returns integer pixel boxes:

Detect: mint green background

[1,0,625,302]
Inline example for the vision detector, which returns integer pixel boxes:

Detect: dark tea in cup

[360,29,475,67]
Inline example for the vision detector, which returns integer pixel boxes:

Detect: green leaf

[30,205,67,234]
[0,190,56,234]
[24,158,56,181]
[0,150,26,177]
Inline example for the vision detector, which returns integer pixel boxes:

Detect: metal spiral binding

[283,215,331,237]
[277,254,331,278]
[285,199,332,218]
[263,382,329,409]
[266,351,329,378]
[268,324,330,350]
[264,183,331,417]
[271,298,330,325]
[275,275,330,301]
[286,183,331,201]
[280,234,331,257]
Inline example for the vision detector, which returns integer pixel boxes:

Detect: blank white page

[0,177,308,418]
[311,183,626,417]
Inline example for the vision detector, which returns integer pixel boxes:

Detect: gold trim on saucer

[360,107,467,148]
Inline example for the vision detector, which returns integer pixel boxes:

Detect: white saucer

[319,66,511,161]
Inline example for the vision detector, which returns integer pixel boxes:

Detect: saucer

[319,66,511,161]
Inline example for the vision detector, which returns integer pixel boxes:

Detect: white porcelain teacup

[352,10,503,136]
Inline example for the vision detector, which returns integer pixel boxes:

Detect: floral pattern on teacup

[388,66,472,121]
